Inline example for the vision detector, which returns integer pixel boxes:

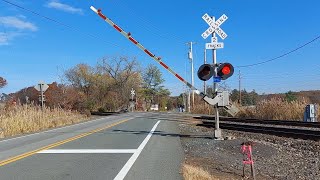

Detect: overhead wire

[3,0,320,75]
[114,0,320,69]
[236,35,320,68]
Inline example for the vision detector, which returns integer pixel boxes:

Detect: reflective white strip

[114,121,161,180]
[90,6,98,13]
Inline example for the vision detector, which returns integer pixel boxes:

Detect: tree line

[3,56,173,112]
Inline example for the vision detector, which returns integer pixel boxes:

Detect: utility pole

[188,91,191,113]
[239,70,242,105]
[182,91,186,112]
[184,58,189,113]
[204,47,207,94]
[187,42,196,109]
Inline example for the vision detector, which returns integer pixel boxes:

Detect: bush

[98,107,106,113]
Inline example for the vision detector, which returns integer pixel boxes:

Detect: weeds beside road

[182,164,219,180]
[0,105,88,138]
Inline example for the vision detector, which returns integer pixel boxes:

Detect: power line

[236,35,320,68]
[5,0,320,71]
[114,1,320,68]
[1,0,125,49]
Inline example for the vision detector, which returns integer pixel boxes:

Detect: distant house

[0,93,9,103]
[150,104,159,111]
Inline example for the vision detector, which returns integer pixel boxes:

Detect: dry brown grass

[0,105,88,138]
[192,104,212,115]
[237,98,319,120]
[182,164,220,180]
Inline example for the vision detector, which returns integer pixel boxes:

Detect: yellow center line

[0,119,129,167]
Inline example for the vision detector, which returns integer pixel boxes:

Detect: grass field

[238,98,319,120]
[0,105,88,138]
[192,97,319,120]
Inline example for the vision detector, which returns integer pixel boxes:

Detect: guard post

[241,141,256,180]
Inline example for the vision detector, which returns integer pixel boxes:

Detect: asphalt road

[0,112,184,180]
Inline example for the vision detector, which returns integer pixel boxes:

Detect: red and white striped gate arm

[90,6,205,98]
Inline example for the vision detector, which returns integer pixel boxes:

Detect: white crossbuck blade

[201,13,228,40]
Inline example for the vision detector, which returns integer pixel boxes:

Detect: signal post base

[214,128,223,139]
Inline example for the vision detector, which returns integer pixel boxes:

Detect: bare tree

[98,56,140,88]
[0,77,7,89]
[98,56,141,110]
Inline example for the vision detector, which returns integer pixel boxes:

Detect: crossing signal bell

[197,63,234,81]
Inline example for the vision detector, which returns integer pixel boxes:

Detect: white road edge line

[0,115,127,143]
[37,149,137,154]
[114,120,161,180]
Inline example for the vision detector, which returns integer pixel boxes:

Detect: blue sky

[0,0,320,96]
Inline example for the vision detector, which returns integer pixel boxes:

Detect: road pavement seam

[37,149,137,154]
[114,120,161,180]
[0,118,130,167]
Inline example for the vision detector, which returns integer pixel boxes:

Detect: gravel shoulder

[179,118,320,180]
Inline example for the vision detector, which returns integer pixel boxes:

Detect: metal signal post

[212,32,221,138]
[200,13,230,139]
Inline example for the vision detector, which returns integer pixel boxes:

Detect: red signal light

[222,65,231,75]
[217,63,234,80]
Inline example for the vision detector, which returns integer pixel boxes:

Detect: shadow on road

[112,129,214,140]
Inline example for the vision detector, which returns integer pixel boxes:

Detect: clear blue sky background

[0,0,319,96]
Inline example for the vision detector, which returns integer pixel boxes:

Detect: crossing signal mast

[199,13,237,139]
[90,6,239,139]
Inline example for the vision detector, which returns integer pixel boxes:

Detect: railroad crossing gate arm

[89,6,239,116]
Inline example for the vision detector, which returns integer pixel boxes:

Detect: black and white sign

[130,88,135,96]
[206,42,224,49]
[201,13,228,40]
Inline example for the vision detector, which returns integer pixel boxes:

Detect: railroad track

[195,116,320,141]
[194,116,320,128]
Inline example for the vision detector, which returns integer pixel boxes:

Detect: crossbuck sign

[201,13,228,40]
[131,88,135,96]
